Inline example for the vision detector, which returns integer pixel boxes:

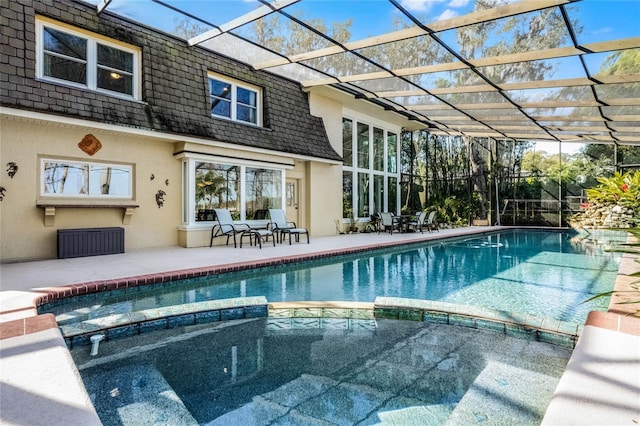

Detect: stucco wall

[306,162,342,236]
[0,117,181,261]
[307,92,347,235]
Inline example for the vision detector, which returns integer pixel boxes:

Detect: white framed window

[41,158,133,199]
[36,17,140,99]
[180,154,287,225]
[342,116,400,220]
[208,73,261,126]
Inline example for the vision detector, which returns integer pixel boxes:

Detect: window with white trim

[342,117,399,219]
[208,74,261,126]
[184,157,284,224]
[41,159,133,199]
[36,18,140,99]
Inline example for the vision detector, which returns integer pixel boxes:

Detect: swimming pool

[71,317,572,426]
[42,229,624,327]
[56,229,625,426]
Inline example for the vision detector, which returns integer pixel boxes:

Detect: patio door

[286,178,300,225]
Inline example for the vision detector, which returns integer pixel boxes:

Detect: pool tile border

[268,301,375,321]
[374,297,581,348]
[55,295,587,350]
[62,296,268,349]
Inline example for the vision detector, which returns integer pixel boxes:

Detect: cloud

[436,9,459,21]
[591,27,612,35]
[448,0,470,8]
[400,0,445,13]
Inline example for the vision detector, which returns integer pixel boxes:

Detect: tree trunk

[467,137,488,219]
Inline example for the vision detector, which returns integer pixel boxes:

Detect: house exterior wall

[0,0,421,262]
[1,0,341,161]
[0,0,342,262]
[307,92,344,235]
[0,117,182,261]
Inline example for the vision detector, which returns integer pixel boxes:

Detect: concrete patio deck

[1,226,638,425]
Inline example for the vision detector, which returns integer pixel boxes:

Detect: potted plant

[347,210,358,233]
[363,214,379,233]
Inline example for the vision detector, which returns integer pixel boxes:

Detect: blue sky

[310,0,640,44]
[106,0,639,44]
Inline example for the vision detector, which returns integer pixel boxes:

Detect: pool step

[207,374,453,425]
[83,364,198,426]
[445,361,560,425]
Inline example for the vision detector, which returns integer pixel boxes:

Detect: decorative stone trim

[62,296,268,348]
[374,297,581,348]
[569,201,638,229]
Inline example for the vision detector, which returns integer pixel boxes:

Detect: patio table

[398,215,415,233]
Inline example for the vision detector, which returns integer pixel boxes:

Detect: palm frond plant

[579,172,640,316]
[196,172,228,208]
[582,228,640,317]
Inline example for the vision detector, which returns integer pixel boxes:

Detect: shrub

[585,171,640,212]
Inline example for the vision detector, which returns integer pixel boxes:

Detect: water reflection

[44,230,625,325]
[73,318,571,426]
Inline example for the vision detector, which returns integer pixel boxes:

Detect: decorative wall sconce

[155,190,166,208]
[150,174,155,181]
[165,179,169,186]
[6,162,18,178]
[0,186,5,201]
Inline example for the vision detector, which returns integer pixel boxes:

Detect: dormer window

[209,73,261,126]
[36,17,140,100]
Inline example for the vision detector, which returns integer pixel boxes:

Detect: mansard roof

[1,0,342,162]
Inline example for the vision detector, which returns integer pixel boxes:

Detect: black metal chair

[268,209,309,244]
[378,212,401,234]
[209,208,250,248]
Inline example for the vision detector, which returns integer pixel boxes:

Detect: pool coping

[54,295,585,351]
[542,311,640,425]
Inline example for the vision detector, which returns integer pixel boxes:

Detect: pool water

[43,229,624,325]
[72,318,572,426]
